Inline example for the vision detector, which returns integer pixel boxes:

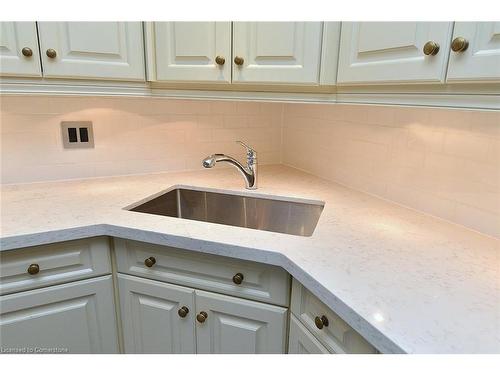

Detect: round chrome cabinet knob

[232,272,244,285]
[234,56,244,66]
[196,311,208,323]
[27,263,40,275]
[451,37,469,52]
[314,315,329,330]
[144,256,156,268]
[178,306,189,318]
[423,41,440,56]
[46,48,57,58]
[21,47,33,57]
[215,56,225,65]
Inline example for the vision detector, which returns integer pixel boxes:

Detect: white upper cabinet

[232,22,323,85]
[446,22,500,82]
[151,22,231,83]
[0,22,41,77]
[37,22,145,81]
[337,22,453,84]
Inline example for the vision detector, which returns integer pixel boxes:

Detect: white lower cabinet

[291,279,378,354]
[288,314,329,354]
[118,273,288,354]
[0,275,119,354]
[118,274,196,354]
[195,289,287,354]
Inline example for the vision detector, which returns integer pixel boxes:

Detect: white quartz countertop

[1,165,499,353]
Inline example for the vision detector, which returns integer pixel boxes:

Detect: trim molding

[1,78,499,109]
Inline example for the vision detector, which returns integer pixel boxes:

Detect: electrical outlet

[61,121,94,149]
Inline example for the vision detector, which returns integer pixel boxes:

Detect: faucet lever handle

[236,140,256,155]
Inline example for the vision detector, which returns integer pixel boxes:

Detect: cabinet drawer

[291,279,378,354]
[114,238,290,306]
[0,237,111,295]
[288,314,330,354]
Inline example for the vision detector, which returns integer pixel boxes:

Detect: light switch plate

[61,121,94,149]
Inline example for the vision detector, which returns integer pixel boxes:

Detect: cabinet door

[118,274,196,354]
[232,22,323,85]
[37,22,145,81]
[0,276,118,354]
[195,289,287,354]
[0,22,41,77]
[152,22,231,83]
[337,22,453,84]
[447,22,500,82]
[288,314,330,354]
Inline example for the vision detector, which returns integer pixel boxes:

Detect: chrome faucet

[202,141,258,190]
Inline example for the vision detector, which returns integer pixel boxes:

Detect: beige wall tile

[283,103,499,238]
[1,96,284,185]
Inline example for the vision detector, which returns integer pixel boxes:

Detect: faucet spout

[202,143,257,190]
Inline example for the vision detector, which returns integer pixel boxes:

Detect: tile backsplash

[1,96,498,237]
[282,103,499,238]
[0,96,283,184]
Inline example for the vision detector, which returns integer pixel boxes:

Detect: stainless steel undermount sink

[128,188,324,237]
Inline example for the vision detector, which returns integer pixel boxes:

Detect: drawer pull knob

[196,311,208,323]
[178,306,189,318]
[234,56,244,66]
[144,256,156,267]
[451,37,469,52]
[423,41,440,56]
[215,55,225,65]
[232,272,244,285]
[314,315,329,330]
[46,48,57,58]
[22,47,33,57]
[27,263,40,275]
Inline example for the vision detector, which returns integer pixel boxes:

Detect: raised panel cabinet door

[0,22,41,77]
[0,276,119,354]
[152,22,231,83]
[337,22,453,84]
[288,314,330,354]
[118,274,196,354]
[232,22,323,85]
[37,22,145,81]
[195,289,287,354]
[447,22,500,82]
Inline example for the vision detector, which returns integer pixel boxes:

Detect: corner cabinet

[289,279,378,354]
[337,22,453,84]
[0,22,41,77]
